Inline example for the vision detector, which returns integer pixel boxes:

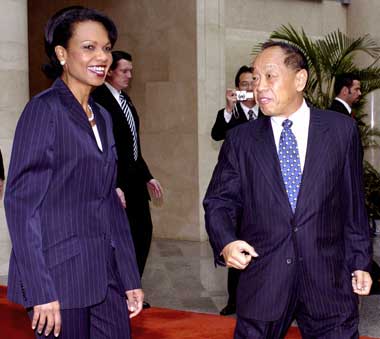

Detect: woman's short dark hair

[43,6,118,79]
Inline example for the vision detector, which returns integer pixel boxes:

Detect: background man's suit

[329,98,350,116]
[211,102,261,141]
[92,84,153,276]
[5,79,140,310]
[204,107,371,322]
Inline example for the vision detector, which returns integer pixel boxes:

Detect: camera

[235,90,254,101]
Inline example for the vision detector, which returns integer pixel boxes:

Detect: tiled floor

[142,238,227,314]
[1,237,379,337]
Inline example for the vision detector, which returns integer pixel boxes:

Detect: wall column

[0,0,29,275]
[348,0,380,170]
[197,0,225,241]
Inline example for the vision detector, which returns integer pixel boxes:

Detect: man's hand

[126,288,144,318]
[225,89,237,113]
[147,179,163,199]
[352,270,372,295]
[116,187,126,208]
[32,300,61,337]
[222,240,259,270]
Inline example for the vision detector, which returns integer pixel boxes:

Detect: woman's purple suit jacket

[5,79,140,309]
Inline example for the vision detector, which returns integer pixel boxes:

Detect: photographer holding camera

[211,65,261,141]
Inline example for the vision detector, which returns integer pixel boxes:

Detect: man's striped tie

[120,93,138,161]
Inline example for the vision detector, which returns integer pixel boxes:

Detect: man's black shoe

[143,301,151,309]
[220,303,236,316]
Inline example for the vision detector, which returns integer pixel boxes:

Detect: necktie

[278,119,302,212]
[248,110,254,120]
[120,93,138,161]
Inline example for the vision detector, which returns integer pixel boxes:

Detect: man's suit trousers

[234,280,359,339]
[126,197,153,277]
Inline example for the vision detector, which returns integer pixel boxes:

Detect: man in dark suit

[212,65,261,141]
[0,148,4,199]
[92,51,162,309]
[330,73,380,293]
[329,73,361,116]
[204,41,372,338]
[212,65,261,316]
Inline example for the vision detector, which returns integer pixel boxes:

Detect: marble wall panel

[225,29,269,89]
[0,1,28,46]
[348,0,380,170]
[0,71,28,139]
[0,0,28,275]
[144,80,198,240]
[142,131,199,240]
[347,0,380,40]
[197,0,225,241]
[0,42,28,72]
[144,82,196,133]
[225,0,346,36]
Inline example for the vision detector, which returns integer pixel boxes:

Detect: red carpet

[0,286,377,338]
[131,307,378,338]
[131,307,306,339]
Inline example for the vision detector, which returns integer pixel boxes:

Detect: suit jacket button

[293,227,298,232]
[286,258,292,264]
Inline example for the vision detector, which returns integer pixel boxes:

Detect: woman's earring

[60,60,66,66]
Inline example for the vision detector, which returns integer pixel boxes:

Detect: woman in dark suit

[5,6,143,338]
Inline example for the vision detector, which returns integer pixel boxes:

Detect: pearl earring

[60,60,66,66]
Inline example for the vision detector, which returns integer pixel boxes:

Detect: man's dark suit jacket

[211,102,262,141]
[329,98,350,116]
[92,85,152,201]
[5,79,140,309]
[204,107,371,321]
[0,149,4,180]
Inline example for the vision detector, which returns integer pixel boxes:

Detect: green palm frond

[317,32,380,75]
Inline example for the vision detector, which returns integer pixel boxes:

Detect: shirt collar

[334,97,352,113]
[271,99,309,128]
[105,82,122,102]
[240,102,259,117]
